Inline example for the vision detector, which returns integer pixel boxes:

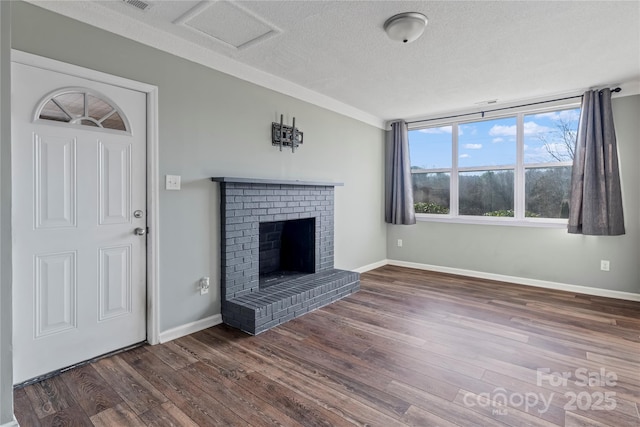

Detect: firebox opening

[259,217,316,288]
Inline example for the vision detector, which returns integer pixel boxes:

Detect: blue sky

[409,108,580,169]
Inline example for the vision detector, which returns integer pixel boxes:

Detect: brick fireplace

[259,217,315,287]
[211,177,360,334]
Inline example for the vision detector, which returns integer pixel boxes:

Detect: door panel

[98,245,132,321]
[35,251,77,337]
[12,62,147,384]
[98,140,131,225]
[34,133,76,229]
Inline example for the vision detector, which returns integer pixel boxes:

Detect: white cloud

[534,109,580,122]
[489,122,552,137]
[460,154,470,158]
[463,143,482,149]
[489,124,516,137]
[535,112,560,120]
[418,126,452,134]
[523,121,552,136]
[492,137,504,143]
[418,126,464,136]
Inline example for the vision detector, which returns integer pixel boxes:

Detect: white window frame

[34,87,132,134]
[408,102,580,228]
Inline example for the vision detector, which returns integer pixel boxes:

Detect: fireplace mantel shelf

[211,177,344,187]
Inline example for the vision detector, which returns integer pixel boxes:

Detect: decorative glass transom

[37,89,129,132]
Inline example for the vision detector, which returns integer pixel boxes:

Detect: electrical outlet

[397,239,403,247]
[200,277,210,295]
[600,260,610,272]
[165,175,181,190]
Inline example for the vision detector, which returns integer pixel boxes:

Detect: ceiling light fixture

[384,12,428,44]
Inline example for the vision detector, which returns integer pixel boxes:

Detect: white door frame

[11,50,161,345]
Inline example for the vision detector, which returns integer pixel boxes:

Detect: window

[36,89,129,132]
[409,105,580,224]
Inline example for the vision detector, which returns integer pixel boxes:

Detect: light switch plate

[165,175,181,190]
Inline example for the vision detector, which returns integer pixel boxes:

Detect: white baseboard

[365,259,640,302]
[352,259,389,273]
[158,314,223,344]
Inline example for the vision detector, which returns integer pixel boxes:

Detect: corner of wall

[0,0,14,423]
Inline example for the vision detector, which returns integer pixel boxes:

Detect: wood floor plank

[453,388,558,427]
[118,347,180,395]
[173,334,249,380]
[267,365,409,427]
[215,336,409,427]
[566,403,640,427]
[565,411,621,427]
[316,311,427,347]
[38,404,92,427]
[203,326,412,422]
[586,351,640,376]
[508,315,640,351]
[120,348,246,426]
[13,265,640,427]
[13,388,42,427]
[385,380,507,427]
[235,371,355,427]
[356,345,477,400]
[23,374,73,419]
[193,329,285,375]
[310,301,486,380]
[93,355,167,415]
[138,402,199,427]
[90,403,146,427]
[253,327,412,417]
[401,405,460,427]
[156,366,250,426]
[480,369,574,425]
[181,361,306,427]
[145,341,199,370]
[59,364,124,417]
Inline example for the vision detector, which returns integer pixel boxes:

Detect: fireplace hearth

[212,177,360,335]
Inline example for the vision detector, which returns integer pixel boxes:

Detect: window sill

[414,214,568,229]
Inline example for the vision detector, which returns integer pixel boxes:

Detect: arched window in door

[35,88,130,132]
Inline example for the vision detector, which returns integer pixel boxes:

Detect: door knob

[134,227,146,236]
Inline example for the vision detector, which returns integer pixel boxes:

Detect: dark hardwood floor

[14,266,640,426]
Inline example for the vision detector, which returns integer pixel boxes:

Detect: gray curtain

[385,120,416,225]
[568,89,625,235]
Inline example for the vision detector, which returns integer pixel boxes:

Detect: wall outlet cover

[200,277,210,295]
[166,175,181,190]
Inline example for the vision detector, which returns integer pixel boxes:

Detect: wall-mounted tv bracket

[272,114,303,153]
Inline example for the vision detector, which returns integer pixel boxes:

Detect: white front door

[12,62,147,384]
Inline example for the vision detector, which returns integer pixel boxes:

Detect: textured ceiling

[28,1,640,128]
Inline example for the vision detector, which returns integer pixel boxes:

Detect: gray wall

[0,1,14,423]
[11,2,387,332]
[388,94,640,294]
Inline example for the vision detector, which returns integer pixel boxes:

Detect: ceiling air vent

[122,0,150,12]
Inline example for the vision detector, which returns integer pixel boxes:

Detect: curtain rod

[406,87,621,125]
